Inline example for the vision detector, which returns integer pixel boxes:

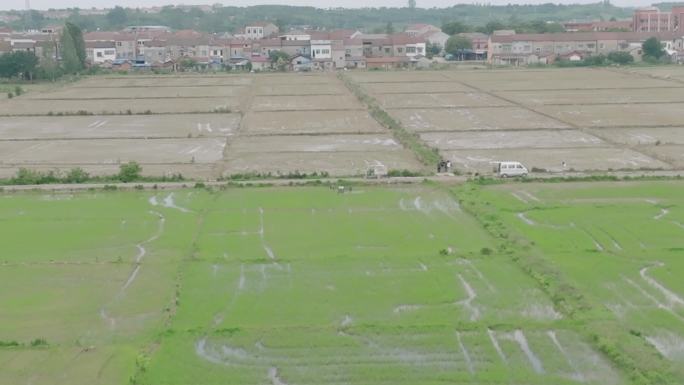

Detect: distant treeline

[3,3,633,33]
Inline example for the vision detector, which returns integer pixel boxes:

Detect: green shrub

[64,167,89,184]
[118,161,142,183]
[30,338,48,347]
[607,51,634,65]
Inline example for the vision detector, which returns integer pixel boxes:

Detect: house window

[384,47,390,54]
[116,42,122,47]
[417,47,423,53]
[322,49,329,54]
[97,52,103,57]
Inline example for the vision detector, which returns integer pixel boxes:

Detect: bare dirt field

[251,94,362,111]
[353,67,684,174]
[75,75,253,87]
[498,87,684,106]
[241,110,385,135]
[0,97,239,115]
[0,137,226,164]
[589,126,684,147]
[253,83,347,96]
[622,66,684,82]
[376,92,511,108]
[0,114,240,139]
[442,147,670,173]
[3,68,683,180]
[222,149,419,176]
[420,130,604,150]
[363,81,474,94]
[25,86,246,99]
[539,103,684,127]
[348,71,451,83]
[444,68,678,90]
[390,107,571,132]
[638,144,684,168]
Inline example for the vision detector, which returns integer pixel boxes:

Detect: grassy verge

[337,72,441,168]
[452,182,677,385]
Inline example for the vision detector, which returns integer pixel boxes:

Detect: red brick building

[633,6,684,32]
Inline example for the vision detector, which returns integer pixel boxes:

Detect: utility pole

[25,0,32,32]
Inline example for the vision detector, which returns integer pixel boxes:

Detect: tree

[642,37,665,60]
[442,21,469,35]
[0,51,39,79]
[479,20,506,34]
[426,42,442,58]
[408,0,416,10]
[106,6,128,28]
[65,22,86,67]
[179,57,198,71]
[607,51,634,64]
[269,50,290,71]
[445,35,472,56]
[118,162,142,182]
[60,30,81,73]
[385,22,395,34]
[583,54,607,66]
[60,22,85,73]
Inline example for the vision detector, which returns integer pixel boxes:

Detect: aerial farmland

[1,67,684,385]
[1,66,683,179]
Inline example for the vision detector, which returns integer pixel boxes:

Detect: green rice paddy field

[0,180,682,385]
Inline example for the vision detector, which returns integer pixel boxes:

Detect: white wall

[311,40,331,59]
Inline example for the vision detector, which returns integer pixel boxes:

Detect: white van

[493,161,528,178]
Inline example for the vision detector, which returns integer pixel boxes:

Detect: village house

[633,6,684,32]
[460,32,489,58]
[72,25,429,71]
[405,24,441,37]
[86,41,117,64]
[84,32,137,60]
[244,22,279,40]
[488,31,684,65]
[278,30,311,41]
[290,54,312,71]
[563,20,633,32]
[250,55,271,71]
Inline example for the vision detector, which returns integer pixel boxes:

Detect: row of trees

[1,3,631,34]
[442,19,566,36]
[0,22,85,80]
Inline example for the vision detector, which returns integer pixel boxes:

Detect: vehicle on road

[492,161,528,178]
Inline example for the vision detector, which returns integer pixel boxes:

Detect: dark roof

[86,41,115,49]
[11,42,35,49]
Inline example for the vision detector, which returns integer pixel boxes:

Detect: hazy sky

[1,0,653,11]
